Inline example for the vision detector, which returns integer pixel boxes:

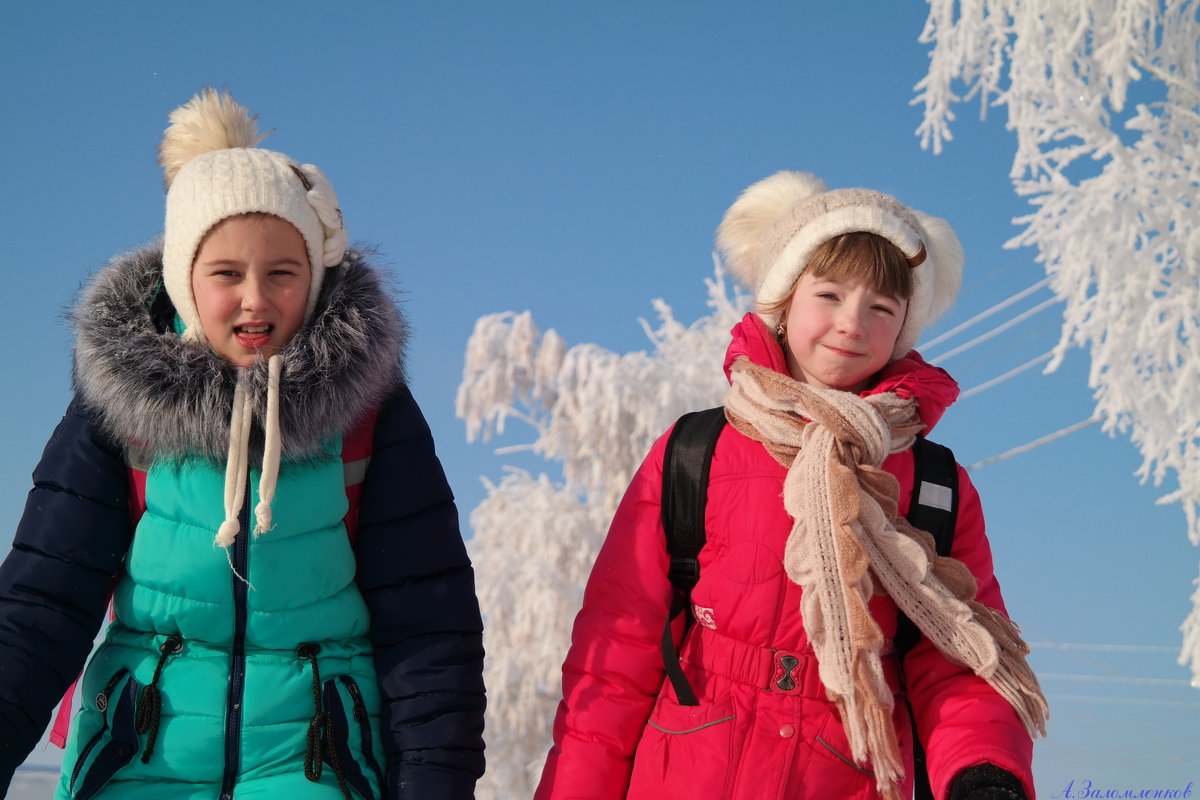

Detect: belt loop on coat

[767,650,805,695]
[679,625,903,698]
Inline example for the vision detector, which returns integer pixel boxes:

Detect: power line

[1029,630,1200,704]
[966,416,1103,471]
[959,351,1055,399]
[1039,672,1192,687]
[954,318,1062,375]
[919,277,1052,351]
[927,295,1062,363]
[1030,642,1179,653]
[1049,694,1200,710]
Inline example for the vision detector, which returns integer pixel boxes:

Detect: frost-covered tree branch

[914,0,1200,679]
[456,261,746,798]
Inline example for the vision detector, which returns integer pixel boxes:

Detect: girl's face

[191,214,311,367]
[782,271,907,394]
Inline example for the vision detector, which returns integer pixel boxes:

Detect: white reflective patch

[918,481,954,512]
[344,457,371,487]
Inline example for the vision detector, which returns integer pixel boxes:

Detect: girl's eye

[873,305,896,315]
[817,292,838,301]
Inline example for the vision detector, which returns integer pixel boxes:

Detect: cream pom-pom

[716,171,828,291]
[913,211,965,325]
[158,88,266,187]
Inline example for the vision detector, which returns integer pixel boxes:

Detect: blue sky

[2,1,1196,794]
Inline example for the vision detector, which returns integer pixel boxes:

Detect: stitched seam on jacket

[31,480,128,512]
[816,735,875,776]
[647,714,735,735]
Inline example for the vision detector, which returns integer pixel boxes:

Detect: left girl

[0,88,485,800]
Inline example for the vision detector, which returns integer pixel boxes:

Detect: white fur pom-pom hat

[716,171,963,358]
[159,88,348,345]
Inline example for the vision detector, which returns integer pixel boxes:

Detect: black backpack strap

[904,436,960,557]
[659,406,727,707]
[897,435,960,800]
[894,437,959,657]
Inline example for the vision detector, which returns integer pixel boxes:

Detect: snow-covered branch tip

[915,0,1200,681]
[459,260,748,798]
[455,311,566,444]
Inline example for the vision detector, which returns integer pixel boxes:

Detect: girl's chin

[215,342,279,367]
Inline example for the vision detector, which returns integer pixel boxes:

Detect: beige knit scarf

[723,356,1048,800]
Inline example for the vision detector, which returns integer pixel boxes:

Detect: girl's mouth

[823,344,863,358]
[234,324,273,349]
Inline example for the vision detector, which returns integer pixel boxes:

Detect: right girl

[535,171,1048,800]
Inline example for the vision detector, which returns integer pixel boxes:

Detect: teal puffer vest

[56,441,387,800]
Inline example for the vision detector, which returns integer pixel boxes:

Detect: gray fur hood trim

[72,243,407,461]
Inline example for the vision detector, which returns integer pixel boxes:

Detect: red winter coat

[535,313,1034,800]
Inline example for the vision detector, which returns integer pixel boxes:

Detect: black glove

[947,763,1028,800]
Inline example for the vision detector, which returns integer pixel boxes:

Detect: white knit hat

[716,171,963,358]
[159,88,348,344]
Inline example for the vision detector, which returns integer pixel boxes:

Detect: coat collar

[71,243,407,461]
[722,311,959,433]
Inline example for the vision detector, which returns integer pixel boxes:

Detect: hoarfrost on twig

[457,260,747,798]
[914,0,1200,681]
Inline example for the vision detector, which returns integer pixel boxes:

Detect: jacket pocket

[803,709,878,799]
[628,693,736,800]
[321,676,384,800]
[68,669,142,800]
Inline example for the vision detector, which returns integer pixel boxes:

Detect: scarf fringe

[836,692,905,800]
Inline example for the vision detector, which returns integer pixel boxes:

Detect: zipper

[69,669,129,791]
[341,676,385,792]
[345,677,366,722]
[219,495,251,800]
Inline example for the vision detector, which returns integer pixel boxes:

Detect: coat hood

[72,243,407,461]
[722,312,959,433]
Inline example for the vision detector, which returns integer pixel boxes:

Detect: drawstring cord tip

[253,501,274,536]
[214,519,240,549]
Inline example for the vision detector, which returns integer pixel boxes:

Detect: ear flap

[717,171,827,291]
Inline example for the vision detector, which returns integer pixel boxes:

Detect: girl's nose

[241,278,269,311]
[835,304,866,336]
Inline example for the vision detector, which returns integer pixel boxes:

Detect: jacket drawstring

[253,354,282,534]
[215,370,253,548]
[215,354,284,550]
[298,643,352,800]
[135,634,183,764]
